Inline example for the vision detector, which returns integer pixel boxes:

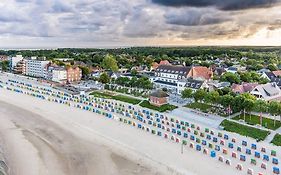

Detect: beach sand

[0,88,240,175]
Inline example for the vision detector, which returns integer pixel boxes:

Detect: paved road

[169,107,225,129]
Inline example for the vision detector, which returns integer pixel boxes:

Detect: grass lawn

[139,100,177,112]
[233,113,281,130]
[271,134,281,146]
[90,91,113,99]
[185,102,228,117]
[113,95,141,105]
[185,102,212,113]
[90,92,141,105]
[220,120,270,141]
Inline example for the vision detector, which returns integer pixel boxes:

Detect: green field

[233,114,281,130]
[220,120,270,141]
[271,134,281,146]
[139,100,177,112]
[90,91,141,105]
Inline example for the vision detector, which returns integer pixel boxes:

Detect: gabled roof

[264,72,276,79]
[231,82,258,94]
[251,82,281,101]
[189,66,213,80]
[273,70,281,77]
[159,60,171,65]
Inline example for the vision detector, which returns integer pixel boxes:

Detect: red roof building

[188,66,213,80]
[231,82,259,94]
[66,66,82,83]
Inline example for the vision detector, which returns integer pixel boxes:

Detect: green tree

[205,91,220,104]
[219,94,234,108]
[193,89,207,102]
[254,100,268,125]
[102,54,119,72]
[220,72,241,84]
[181,88,193,99]
[243,99,255,120]
[268,64,278,71]
[268,101,280,126]
[79,66,90,78]
[99,73,110,84]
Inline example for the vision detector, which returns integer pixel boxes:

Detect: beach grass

[271,134,281,146]
[139,100,177,112]
[90,91,141,105]
[233,114,281,130]
[220,120,270,141]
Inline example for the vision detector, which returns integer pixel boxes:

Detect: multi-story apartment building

[154,65,213,94]
[9,55,24,69]
[14,59,26,74]
[66,66,82,83]
[25,57,50,78]
[154,65,191,92]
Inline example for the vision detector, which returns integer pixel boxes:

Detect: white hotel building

[25,57,50,78]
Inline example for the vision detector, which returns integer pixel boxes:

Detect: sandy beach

[0,86,244,175]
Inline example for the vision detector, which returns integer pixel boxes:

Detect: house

[108,71,121,79]
[257,68,270,74]
[226,66,238,74]
[213,67,226,76]
[177,78,208,95]
[149,90,169,107]
[208,80,230,91]
[273,70,281,77]
[231,82,258,94]
[50,67,67,83]
[262,72,281,88]
[151,60,171,71]
[250,82,281,101]
[66,66,82,83]
[226,65,246,74]
[0,55,8,61]
[188,66,213,80]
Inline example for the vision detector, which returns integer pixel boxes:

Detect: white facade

[250,82,281,101]
[52,68,67,83]
[10,55,24,68]
[25,57,50,78]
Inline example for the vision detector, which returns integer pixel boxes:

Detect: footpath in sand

[0,88,240,175]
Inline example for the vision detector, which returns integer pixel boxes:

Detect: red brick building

[66,66,82,83]
[149,90,169,106]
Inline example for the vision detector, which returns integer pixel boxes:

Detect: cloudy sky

[0,0,281,48]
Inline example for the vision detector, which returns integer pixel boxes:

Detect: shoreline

[0,87,241,175]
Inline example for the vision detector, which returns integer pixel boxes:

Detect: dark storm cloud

[151,0,280,10]
[164,8,230,26]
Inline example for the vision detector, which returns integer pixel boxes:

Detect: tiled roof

[189,66,213,80]
[273,70,281,77]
